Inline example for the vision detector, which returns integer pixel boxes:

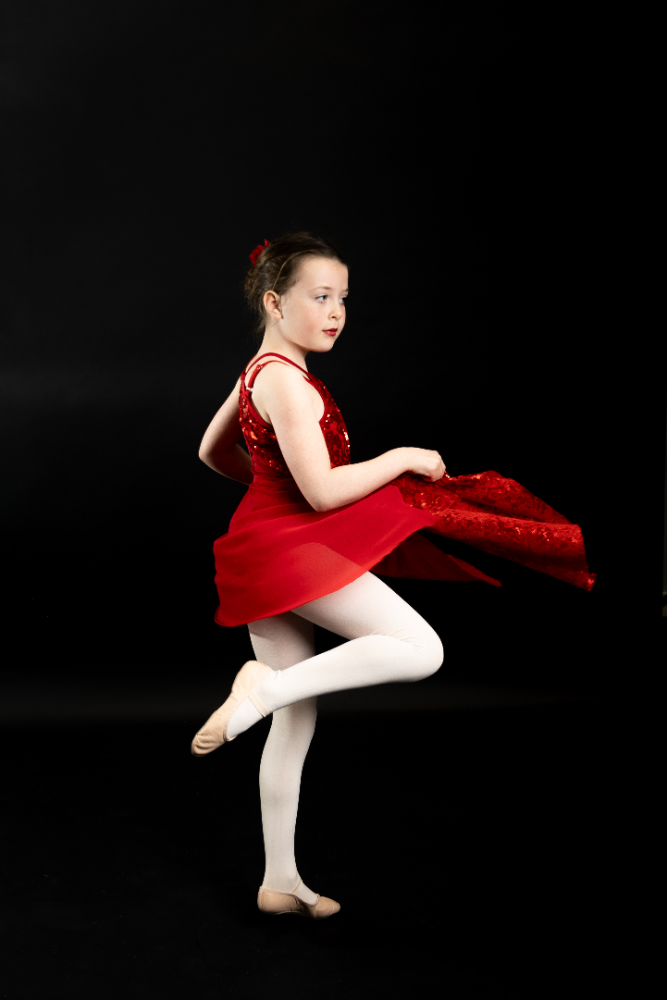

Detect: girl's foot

[257,877,341,918]
[262,876,318,905]
[190,660,271,755]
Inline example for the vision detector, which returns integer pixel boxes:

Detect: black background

[0,4,655,997]
[3,1,654,701]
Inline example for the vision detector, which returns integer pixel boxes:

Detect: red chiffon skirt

[213,467,595,627]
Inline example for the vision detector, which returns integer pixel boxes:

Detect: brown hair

[244,231,348,341]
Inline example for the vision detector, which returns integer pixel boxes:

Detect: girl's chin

[296,333,339,353]
[308,338,336,352]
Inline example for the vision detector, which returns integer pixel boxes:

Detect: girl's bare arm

[260,365,445,512]
[198,378,253,485]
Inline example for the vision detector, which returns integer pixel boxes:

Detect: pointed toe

[190,660,271,756]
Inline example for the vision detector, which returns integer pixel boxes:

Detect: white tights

[242,571,444,900]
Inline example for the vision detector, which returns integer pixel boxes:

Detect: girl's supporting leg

[248,611,320,903]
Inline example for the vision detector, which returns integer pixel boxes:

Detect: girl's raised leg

[228,571,444,735]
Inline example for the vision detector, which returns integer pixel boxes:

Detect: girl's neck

[256,334,309,371]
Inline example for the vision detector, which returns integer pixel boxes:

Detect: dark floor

[1,701,615,999]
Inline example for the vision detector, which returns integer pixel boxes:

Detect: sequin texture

[388,471,595,591]
[239,362,350,478]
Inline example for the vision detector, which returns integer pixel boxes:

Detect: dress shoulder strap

[244,352,314,390]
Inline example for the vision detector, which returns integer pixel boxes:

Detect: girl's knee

[427,634,445,677]
[412,626,444,680]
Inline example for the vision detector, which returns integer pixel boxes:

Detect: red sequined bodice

[239,353,351,477]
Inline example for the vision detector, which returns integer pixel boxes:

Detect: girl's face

[264,256,348,355]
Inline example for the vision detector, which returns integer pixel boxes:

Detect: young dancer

[193,232,596,920]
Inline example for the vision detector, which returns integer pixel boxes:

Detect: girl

[193,232,595,920]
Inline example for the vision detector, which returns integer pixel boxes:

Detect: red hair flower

[249,239,270,266]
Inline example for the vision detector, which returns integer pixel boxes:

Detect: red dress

[213,353,596,627]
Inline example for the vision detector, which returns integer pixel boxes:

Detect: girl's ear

[263,289,282,321]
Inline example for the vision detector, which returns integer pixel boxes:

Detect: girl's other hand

[403,447,447,481]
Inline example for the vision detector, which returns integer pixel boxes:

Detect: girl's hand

[403,447,447,481]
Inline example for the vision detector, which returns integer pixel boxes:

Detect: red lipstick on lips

[323,329,337,336]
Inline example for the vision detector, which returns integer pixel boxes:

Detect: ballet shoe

[190,660,272,756]
[257,877,341,919]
